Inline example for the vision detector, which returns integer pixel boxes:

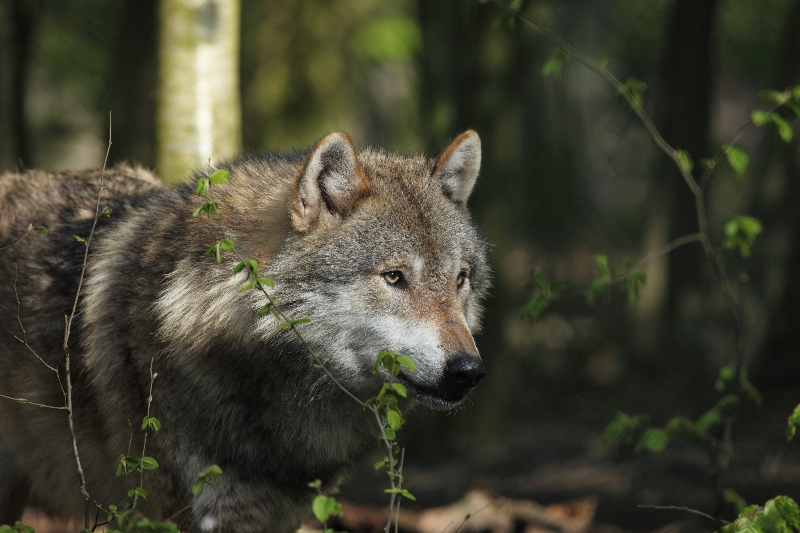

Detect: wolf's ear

[291,132,369,232]
[433,130,481,206]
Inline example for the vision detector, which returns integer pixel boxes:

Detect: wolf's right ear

[290,132,369,232]
[433,130,481,206]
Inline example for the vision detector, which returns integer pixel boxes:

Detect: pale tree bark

[158,0,241,184]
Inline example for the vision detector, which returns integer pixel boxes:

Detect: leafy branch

[194,170,416,532]
[488,0,800,524]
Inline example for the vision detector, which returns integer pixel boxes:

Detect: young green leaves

[192,464,223,495]
[193,168,229,218]
[723,215,762,258]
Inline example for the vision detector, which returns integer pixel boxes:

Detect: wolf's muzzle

[445,352,486,390]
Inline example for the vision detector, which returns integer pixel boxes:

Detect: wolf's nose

[445,353,486,388]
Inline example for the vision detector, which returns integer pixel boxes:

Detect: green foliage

[751,109,794,143]
[115,455,159,477]
[603,412,648,446]
[623,269,647,303]
[618,77,647,108]
[312,494,344,523]
[723,215,763,258]
[586,254,612,305]
[0,523,35,533]
[542,48,571,78]
[192,464,223,495]
[365,350,417,503]
[786,403,800,441]
[193,169,229,218]
[522,268,566,319]
[722,145,750,178]
[205,238,235,264]
[721,496,800,533]
[106,512,181,533]
[141,416,161,433]
[725,488,749,514]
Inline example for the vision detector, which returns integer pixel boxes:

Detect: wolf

[0,131,489,532]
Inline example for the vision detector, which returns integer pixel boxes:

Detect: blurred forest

[1,0,800,531]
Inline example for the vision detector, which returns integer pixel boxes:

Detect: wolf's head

[264,131,490,410]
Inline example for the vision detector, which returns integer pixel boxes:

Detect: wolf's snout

[445,353,486,388]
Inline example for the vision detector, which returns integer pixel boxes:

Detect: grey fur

[0,132,490,532]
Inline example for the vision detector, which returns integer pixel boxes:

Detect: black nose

[445,353,486,388]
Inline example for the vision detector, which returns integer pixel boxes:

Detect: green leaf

[636,428,668,453]
[141,456,159,470]
[308,479,322,489]
[722,145,750,178]
[384,488,417,501]
[771,113,794,142]
[724,488,748,513]
[128,486,148,501]
[192,464,223,495]
[257,302,274,315]
[312,495,343,522]
[34,225,48,233]
[195,177,209,196]
[624,269,647,303]
[751,109,771,126]
[396,354,416,373]
[256,276,275,288]
[594,254,611,277]
[542,48,571,78]
[675,150,694,174]
[220,238,234,251]
[389,383,407,398]
[774,496,800,529]
[232,261,246,276]
[208,169,230,184]
[603,412,647,445]
[618,77,647,108]
[383,427,396,441]
[205,242,222,263]
[74,235,87,245]
[585,277,609,305]
[716,365,736,392]
[386,407,404,431]
[786,403,800,441]
[142,416,161,432]
[98,207,113,218]
[723,215,763,258]
[695,408,722,438]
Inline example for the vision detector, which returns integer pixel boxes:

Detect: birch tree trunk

[158,0,241,184]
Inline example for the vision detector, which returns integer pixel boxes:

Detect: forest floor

[334,384,800,533]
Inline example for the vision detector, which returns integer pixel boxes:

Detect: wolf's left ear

[291,132,369,232]
[433,130,481,206]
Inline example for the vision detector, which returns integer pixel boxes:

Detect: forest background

[1,1,799,531]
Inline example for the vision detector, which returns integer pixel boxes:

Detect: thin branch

[488,0,700,196]
[63,111,113,528]
[0,394,67,410]
[637,504,728,524]
[135,357,157,508]
[13,264,60,374]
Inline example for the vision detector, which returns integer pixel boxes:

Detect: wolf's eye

[456,271,468,289]
[382,270,406,288]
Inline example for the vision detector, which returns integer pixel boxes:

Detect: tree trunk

[158,0,242,184]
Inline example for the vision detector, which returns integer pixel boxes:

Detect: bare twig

[62,111,114,528]
[637,504,728,524]
[13,263,61,376]
[0,394,67,410]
